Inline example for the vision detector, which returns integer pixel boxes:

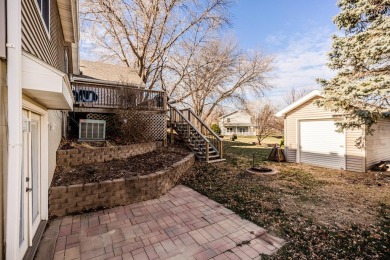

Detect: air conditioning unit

[79,119,106,141]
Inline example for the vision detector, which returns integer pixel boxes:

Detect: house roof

[219,110,252,119]
[219,111,238,119]
[74,60,144,86]
[276,90,323,117]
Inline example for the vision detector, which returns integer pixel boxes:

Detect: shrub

[210,124,221,135]
[230,133,237,141]
[280,137,284,147]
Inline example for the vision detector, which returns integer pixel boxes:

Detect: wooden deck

[72,82,167,113]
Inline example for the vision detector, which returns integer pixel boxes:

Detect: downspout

[6,0,22,258]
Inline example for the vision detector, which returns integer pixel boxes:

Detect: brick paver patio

[51,185,284,260]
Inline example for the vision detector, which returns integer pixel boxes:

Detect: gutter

[6,0,23,258]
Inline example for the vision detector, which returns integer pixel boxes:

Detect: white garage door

[299,120,345,170]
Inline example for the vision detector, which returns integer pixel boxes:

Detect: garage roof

[276,90,322,117]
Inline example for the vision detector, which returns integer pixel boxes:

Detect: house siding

[22,0,66,72]
[284,97,366,172]
[48,110,63,185]
[366,119,390,168]
[346,128,365,172]
[219,112,256,135]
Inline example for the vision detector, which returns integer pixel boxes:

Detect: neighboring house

[1,0,79,258]
[219,111,256,136]
[276,90,390,173]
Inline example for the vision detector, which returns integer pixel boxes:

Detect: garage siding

[284,97,366,172]
[366,119,390,168]
[346,128,365,172]
[284,97,334,162]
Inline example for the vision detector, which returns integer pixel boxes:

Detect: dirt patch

[52,145,191,187]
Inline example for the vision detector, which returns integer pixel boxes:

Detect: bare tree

[253,104,283,145]
[165,38,274,121]
[80,0,231,88]
[283,86,312,105]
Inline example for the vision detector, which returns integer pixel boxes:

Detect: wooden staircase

[168,104,225,163]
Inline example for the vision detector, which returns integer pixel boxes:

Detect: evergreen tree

[318,0,390,131]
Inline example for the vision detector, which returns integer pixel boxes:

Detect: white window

[36,0,50,34]
[226,127,233,133]
[227,118,231,123]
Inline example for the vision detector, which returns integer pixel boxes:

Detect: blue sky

[229,0,340,107]
[80,1,341,108]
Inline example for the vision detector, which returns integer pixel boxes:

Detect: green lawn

[231,135,282,146]
[181,140,390,259]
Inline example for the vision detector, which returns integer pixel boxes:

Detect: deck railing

[169,104,210,159]
[180,108,223,159]
[72,82,166,111]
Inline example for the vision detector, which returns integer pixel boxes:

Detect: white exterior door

[299,120,345,170]
[19,110,42,258]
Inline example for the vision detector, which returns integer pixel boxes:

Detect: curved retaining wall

[56,142,158,167]
[49,153,195,217]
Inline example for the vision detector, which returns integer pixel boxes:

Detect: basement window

[36,0,50,35]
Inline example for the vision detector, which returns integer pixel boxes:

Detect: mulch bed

[52,145,191,187]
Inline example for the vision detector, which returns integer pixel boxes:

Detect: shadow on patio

[36,185,284,260]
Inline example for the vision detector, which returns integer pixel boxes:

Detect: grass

[181,140,390,259]
[225,135,282,147]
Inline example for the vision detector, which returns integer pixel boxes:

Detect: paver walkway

[51,185,284,260]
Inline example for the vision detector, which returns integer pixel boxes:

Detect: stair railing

[168,104,210,161]
[180,108,223,159]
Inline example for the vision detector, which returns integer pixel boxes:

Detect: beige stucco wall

[48,110,63,185]
[366,119,390,168]
[284,97,366,172]
[0,59,6,259]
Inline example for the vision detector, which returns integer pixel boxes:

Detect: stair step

[192,147,215,152]
[198,154,220,159]
[206,158,226,164]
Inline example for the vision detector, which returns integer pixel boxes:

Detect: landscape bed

[52,145,191,186]
[180,138,390,259]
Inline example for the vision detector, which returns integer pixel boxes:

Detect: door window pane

[31,121,39,221]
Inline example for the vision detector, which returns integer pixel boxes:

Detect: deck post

[206,142,210,162]
[163,92,167,112]
[170,108,174,144]
[219,141,223,159]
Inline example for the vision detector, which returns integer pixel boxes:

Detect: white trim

[22,99,49,249]
[6,0,23,258]
[0,0,6,58]
[22,52,73,110]
[276,90,322,117]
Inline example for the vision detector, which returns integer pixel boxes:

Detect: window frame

[35,0,51,39]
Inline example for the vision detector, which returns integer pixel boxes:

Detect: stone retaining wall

[49,154,195,217]
[56,142,158,167]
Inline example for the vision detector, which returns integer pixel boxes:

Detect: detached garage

[276,90,390,172]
